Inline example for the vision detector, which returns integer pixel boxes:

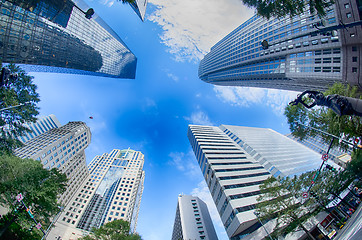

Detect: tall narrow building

[14,121,91,206]
[188,125,323,239]
[17,114,62,143]
[127,0,148,21]
[172,195,218,240]
[0,0,137,79]
[48,149,145,239]
[198,0,362,91]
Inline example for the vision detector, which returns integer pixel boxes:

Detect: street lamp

[289,90,362,117]
[254,211,274,240]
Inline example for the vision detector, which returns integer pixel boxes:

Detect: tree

[0,64,40,153]
[119,0,136,4]
[80,219,142,240]
[0,153,67,238]
[285,83,362,150]
[242,0,335,19]
[256,173,322,239]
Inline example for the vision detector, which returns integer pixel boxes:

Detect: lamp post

[254,211,274,240]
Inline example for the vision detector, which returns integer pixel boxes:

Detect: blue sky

[30,0,300,239]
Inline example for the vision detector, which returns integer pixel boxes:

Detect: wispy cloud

[184,110,214,126]
[148,0,253,62]
[167,73,179,82]
[99,0,116,7]
[214,86,299,116]
[168,150,200,178]
[191,181,224,228]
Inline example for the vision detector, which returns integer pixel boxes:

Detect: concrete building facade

[188,124,323,239]
[198,0,362,91]
[48,149,145,239]
[14,121,91,206]
[172,195,218,240]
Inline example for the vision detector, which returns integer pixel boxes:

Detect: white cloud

[168,151,200,178]
[167,73,179,82]
[214,86,299,115]
[184,111,214,126]
[191,181,224,228]
[148,0,254,62]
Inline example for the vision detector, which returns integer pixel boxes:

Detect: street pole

[0,101,31,112]
[254,211,274,240]
[41,206,64,240]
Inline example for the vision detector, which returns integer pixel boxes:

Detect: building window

[350,33,355,37]
[352,57,358,62]
[352,67,358,73]
[346,13,352,18]
[344,3,350,8]
[352,46,357,52]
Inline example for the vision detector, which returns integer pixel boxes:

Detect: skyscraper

[128,0,148,21]
[198,0,362,91]
[48,149,145,239]
[286,133,352,168]
[172,195,218,240]
[14,121,91,206]
[0,0,137,79]
[17,114,62,143]
[188,124,323,239]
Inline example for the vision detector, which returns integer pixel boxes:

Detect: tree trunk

[299,223,317,240]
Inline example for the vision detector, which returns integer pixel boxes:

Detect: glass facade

[188,124,324,239]
[129,0,148,21]
[198,5,344,91]
[0,0,137,79]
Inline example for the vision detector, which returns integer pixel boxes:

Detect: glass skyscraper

[48,149,145,239]
[128,0,148,22]
[0,0,137,78]
[188,124,323,239]
[198,0,362,91]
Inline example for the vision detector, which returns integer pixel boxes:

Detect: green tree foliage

[0,153,67,238]
[242,0,335,19]
[119,0,136,4]
[257,174,322,239]
[284,83,362,179]
[0,64,40,153]
[80,219,142,240]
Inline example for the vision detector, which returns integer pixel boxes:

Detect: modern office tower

[17,114,62,143]
[198,0,362,92]
[188,124,323,240]
[287,133,352,168]
[127,0,148,21]
[0,0,137,79]
[48,149,145,239]
[14,121,91,205]
[172,195,218,240]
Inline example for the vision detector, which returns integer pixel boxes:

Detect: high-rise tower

[198,0,362,91]
[127,0,148,21]
[14,121,91,206]
[0,0,137,79]
[48,149,145,239]
[17,114,62,143]
[188,124,323,239]
[172,195,218,240]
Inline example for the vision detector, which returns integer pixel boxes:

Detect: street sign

[311,180,315,184]
[322,153,329,161]
[36,223,42,230]
[16,193,23,202]
[302,192,309,198]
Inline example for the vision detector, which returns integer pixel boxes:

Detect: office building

[128,0,148,21]
[287,133,352,168]
[188,124,323,239]
[17,114,62,143]
[48,149,145,239]
[172,195,218,240]
[14,121,91,206]
[0,0,137,79]
[198,0,362,91]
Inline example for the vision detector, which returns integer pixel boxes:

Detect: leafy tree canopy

[0,64,40,153]
[242,0,335,19]
[0,153,67,238]
[80,219,142,240]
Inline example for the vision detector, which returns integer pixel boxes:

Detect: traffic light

[325,164,336,172]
